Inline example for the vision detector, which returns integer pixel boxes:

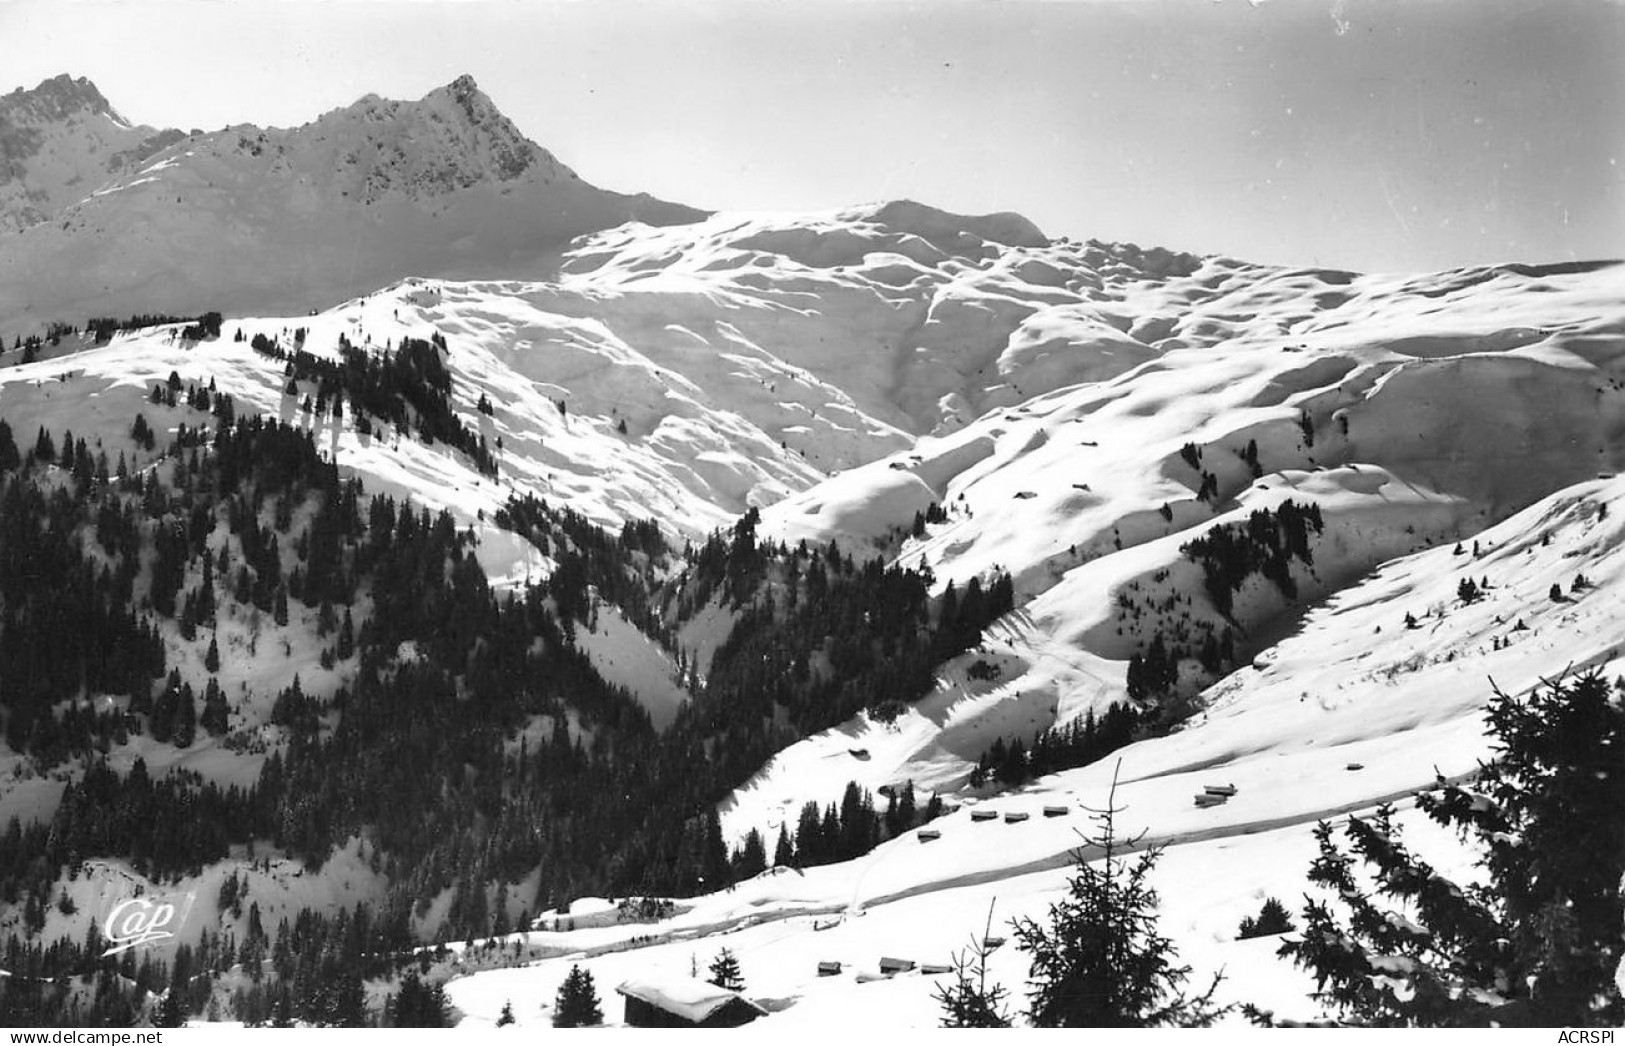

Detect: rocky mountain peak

[0,73,704,322]
[439,73,485,106]
[2,74,121,125]
[0,74,177,234]
[418,73,543,182]
[308,74,560,200]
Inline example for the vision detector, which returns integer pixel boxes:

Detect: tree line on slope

[968,700,1143,790]
[1105,499,1323,713]
[244,327,498,476]
[1179,499,1324,617]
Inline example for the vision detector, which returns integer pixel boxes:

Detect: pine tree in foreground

[1010,767,1228,1027]
[496,1000,515,1027]
[935,765,1228,1027]
[707,948,744,992]
[552,964,603,1028]
[1273,671,1624,1027]
[932,901,1012,1027]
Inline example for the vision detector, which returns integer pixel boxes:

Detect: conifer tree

[552,965,602,1027]
[1011,770,1227,1027]
[896,780,917,830]
[172,683,197,748]
[201,679,228,736]
[1237,897,1294,940]
[150,675,179,743]
[496,1000,515,1027]
[0,419,17,472]
[337,608,355,660]
[733,828,766,880]
[701,809,729,889]
[707,948,744,992]
[794,801,822,866]
[1274,671,1625,1026]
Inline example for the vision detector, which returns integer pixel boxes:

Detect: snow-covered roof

[614,975,766,1024]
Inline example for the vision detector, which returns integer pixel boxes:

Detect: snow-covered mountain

[0,74,184,234]
[1,90,1622,1026]
[0,75,704,329]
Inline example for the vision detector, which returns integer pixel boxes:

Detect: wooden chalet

[614,975,767,1029]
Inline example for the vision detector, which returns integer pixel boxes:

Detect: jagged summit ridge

[0,74,181,234]
[430,73,542,181]
[0,74,705,325]
[2,74,121,124]
[304,73,565,202]
[433,73,499,121]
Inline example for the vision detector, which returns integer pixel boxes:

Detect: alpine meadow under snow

[0,71,1622,1029]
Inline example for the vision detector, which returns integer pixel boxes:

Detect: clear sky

[2,0,1621,272]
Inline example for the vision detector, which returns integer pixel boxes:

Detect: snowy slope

[1,202,1618,713]
[443,806,1476,1028]
[3,209,1621,783]
[443,474,1625,1027]
[722,254,1625,832]
[9,199,1617,553]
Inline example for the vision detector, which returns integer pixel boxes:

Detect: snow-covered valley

[1,70,1622,1029]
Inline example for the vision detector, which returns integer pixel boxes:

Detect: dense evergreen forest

[0,352,1025,1025]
